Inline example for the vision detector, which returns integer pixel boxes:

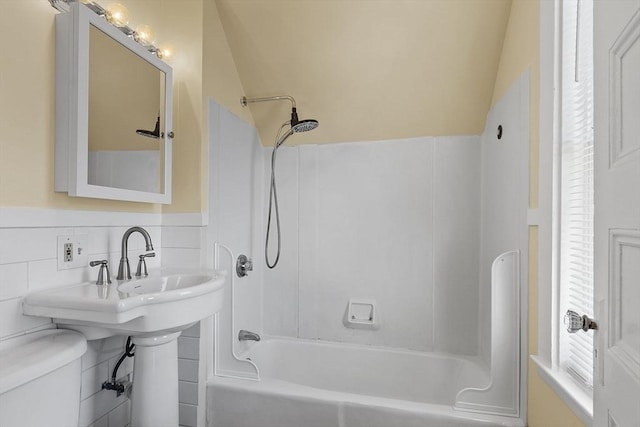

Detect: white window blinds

[559,0,594,391]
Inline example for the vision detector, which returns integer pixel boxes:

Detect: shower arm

[240,95,296,109]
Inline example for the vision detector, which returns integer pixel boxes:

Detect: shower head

[290,107,318,133]
[273,118,319,149]
[292,119,319,133]
[136,129,159,139]
[136,115,161,139]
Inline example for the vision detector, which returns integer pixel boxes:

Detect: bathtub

[207,337,525,427]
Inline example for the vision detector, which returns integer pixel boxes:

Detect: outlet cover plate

[57,234,88,270]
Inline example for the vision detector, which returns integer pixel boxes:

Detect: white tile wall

[298,138,436,350]
[163,226,204,249]
[178,359,200,383]
[179,402,198,427]
[258,136,482,354]
[178,322,201,427]
[262,148,300,338]
[179,380,199,405]
[87,414,109,427]
[182,322,201,338]
[0,218,205,427]
[0,262,28,300]
[0,227,73,264]
[178,336,200,360]
[82,336,130,371]
[162,247,202,269]
[108,400,131,427]
[208,99,265,378]
[81,360,110,400]
[432,136,482,354]
[78,385,129,427]
[477,74,530,364]
[0,297,51,338]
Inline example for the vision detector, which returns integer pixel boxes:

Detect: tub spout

[238,330,261,342]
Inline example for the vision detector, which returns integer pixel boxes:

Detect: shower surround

[206,71,529,426]
[263,135,482,354]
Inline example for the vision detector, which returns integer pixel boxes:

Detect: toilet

[0,329,87,427]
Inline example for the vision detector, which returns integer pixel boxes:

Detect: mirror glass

[87,25,165,194]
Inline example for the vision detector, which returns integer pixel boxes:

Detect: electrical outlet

[57,235,88,270]
[64,242,73,262]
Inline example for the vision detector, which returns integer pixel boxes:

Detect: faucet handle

[90,260,112,286]
[236,254,253,278]
[135,253,155,277]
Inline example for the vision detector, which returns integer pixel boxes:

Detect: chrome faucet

[90,260,112,286]
[116,227,154,280]
[135,252,155,277]
[238,330,261,342]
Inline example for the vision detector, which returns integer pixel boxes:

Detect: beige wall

[216,0,512,146]
[0,0,245,213]
[491,1,585,426]
[202,0,253,125]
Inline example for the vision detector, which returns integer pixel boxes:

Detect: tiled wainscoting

[0,210,206,427]
[178,324,201,427]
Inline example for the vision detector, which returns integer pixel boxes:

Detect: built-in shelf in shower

[345,298,379,330]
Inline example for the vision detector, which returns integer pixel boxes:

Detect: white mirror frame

[54,2,173,204]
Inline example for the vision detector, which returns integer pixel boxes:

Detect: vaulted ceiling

[215,0,513,145]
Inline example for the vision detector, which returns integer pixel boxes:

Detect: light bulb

[134,25,155,47]
[106,3,129,27]
[157,44,174,60]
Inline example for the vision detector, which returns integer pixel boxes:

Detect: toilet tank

[0,329,87,427]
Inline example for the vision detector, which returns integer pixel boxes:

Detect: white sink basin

[118,274,213,295]
[23,268,226,339]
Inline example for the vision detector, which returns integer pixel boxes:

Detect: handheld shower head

[240,93,319,269]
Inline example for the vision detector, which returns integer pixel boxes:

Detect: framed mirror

[55,2,173,204]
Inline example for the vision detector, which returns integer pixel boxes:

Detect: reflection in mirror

[88,25,165,194]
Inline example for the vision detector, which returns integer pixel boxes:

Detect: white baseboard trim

[0,207,207,228]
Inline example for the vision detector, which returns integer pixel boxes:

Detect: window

[535,0,595,421]
[558,0,594,392]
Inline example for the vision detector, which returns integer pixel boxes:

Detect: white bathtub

[207,338,525,427]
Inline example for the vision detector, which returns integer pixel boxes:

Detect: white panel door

[594,1,640,425]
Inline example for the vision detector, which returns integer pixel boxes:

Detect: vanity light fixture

[133,24,155,47]
[157,44,173,60]
[105,3,129,27]
[48,0,173,62]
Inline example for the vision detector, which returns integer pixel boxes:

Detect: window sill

[531,355,593,426]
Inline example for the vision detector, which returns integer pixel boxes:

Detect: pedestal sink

[23,268,226,427]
